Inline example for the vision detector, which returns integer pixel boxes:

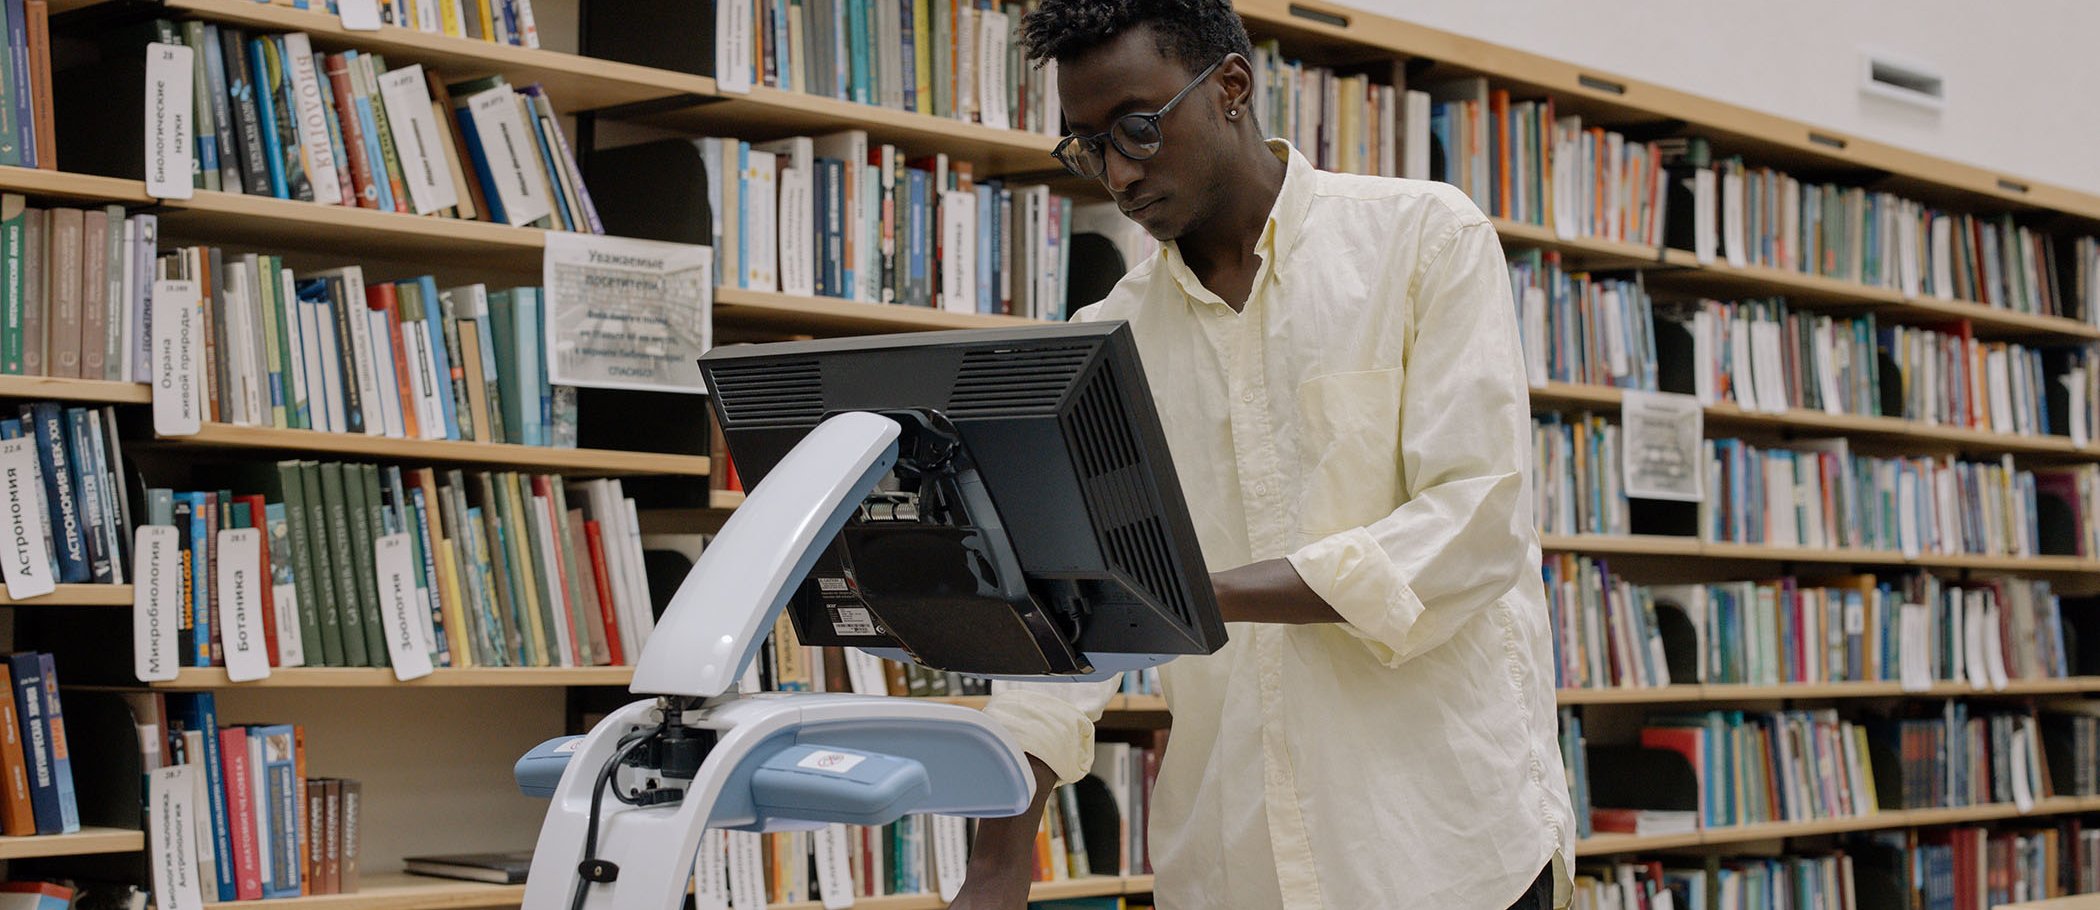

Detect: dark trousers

[1503,865,1554,910]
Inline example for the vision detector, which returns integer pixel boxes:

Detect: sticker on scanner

[795,750,867,774]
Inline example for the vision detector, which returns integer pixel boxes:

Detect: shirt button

[1241,389,1255,403]
[1254,481,1271,497]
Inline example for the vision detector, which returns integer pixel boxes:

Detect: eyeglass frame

[1050,55,1229,179]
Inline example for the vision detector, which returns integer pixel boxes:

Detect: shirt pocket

[1294,367,1403,536]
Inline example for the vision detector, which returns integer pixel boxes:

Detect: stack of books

[706,0,1061,136]
[131,692,363,901]
[1,403,128,586]
[142,463,653,670]
[0,653,78,837]
[1509,249,1657,390]
[1662,138,2076,320]
[158,251,570,447]
[1530,412,1626,537]
[685,132,1074,319]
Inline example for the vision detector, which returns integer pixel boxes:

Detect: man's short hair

[1020,0,1255,72]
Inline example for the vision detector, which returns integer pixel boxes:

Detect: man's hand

[946,756,1060,909]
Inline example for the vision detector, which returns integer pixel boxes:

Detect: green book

[472,472,525,664]
[297,461,347,667]
[271,461,329,667]
[344,463,388,668]
[548,482,598,665]
[252,256,286,428]
[496,473,550,666]
[320,462,371,667]
[484,290,523,445]
[0,195,23,375]
[360,464,392,661]
[513,474,563,665]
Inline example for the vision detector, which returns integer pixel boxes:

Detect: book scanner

[516,322,1226,910]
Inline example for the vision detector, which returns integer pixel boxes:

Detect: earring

[1227,108,1239,119]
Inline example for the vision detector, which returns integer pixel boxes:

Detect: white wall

[1338,0,2100,196]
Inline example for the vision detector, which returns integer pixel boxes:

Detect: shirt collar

[1162,139,1316,307]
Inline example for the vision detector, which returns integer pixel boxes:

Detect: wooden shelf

[1529,381,2093,461]
[715,287,1042,335]
[0,826,143,860]
[0,584,132,606]
[1560,677,2100,705]
[1538,533,2100,573]
[54,0,710,115]
[1490,219,1674,271]
[708,489,746,509]
[153,424,711,477]
[0,165,152,205]
[0,374,151,404]
[1577,796,2100,855]
[640,84,1062,178]
[152,667,640,688]
[2002,894,2100,909]
[769,874,1153,910]
[159,188,547,275]
[209,875,525,910]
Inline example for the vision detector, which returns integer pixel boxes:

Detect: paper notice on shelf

[1621,391,1704,502]
[1898,603,1931,692]
[543,232,713,394]
[814,824,853,909]
[153,280,203,436]
[134,525,182,681]
[374,533,434,681]
[0,438,51,601]
[143,43,195,200]
[217,528,270,682]
[148,765,206,910]
[337,0,382,29]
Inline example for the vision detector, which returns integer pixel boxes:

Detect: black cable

[569,730,657,910]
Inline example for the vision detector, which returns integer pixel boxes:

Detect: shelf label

[0,437,51,602]
[693,828,729,910]
[217,528,270,683]
[143,43,195,200]
[148,764,207,910]
[714,0,754,94]
[377,66,460,216]
[463,85,553,227]
[133,525,181,681]
[152,280,203,436]
[814,824,853,909]
[337,0,382,30]
[933,815,969,902]
[374,533,434,681]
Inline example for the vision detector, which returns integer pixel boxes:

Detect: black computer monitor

[699,320,1226,678]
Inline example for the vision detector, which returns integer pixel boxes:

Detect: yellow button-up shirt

[982,141,1574,910]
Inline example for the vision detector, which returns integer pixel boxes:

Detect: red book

[367,282,421,439]
[581,521,623,666]
[325,54,380,209]
[238,494,280,667]
[219,726,263,901]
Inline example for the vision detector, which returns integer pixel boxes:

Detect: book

[403,850,532,884]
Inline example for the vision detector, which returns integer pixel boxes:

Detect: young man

[957,2,1573,909]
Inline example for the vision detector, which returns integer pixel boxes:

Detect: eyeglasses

[1051,57,1226,179]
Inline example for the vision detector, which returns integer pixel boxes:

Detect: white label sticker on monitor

[831,606,877,637]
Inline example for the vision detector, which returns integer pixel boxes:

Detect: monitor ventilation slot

[945,345,1093,416]
[1066,369,1192,627]
[710,360,825,423]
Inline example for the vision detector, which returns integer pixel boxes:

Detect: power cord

[567,729,657,910]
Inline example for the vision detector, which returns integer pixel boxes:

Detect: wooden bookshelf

[205,875,524,910]
[1489,219,1673,272]
[2004,895,2100,910]
[708,489,746,509]
[0,165,152,206]
[1577,796,2100,855]
[0,374,151,404]
[153,667,640,688]
[1530,381,2094,461]
[0,584,132,606]
[643,84,1063,178]
[1538,533,2100,573]
[715,287,1040,335]
[766,874,1155,910]
[0,826,143,860]
[1559,677,2100,706]
[159,188,547,275]
[150,423,711,476]
[50,0,711,115]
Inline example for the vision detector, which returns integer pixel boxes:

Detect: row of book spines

[146,462,651,672]
[1569,852,1857,910]
[1542,560,2070,689]
[1249,42,1404,179]
[699,135,1072,320]
[1689,159,2074,317]
[1701,438,2044,554]
[362,0,543,48]
[164,717,361,901]
[755,635,993,697]
[0,653,76,837]
[0,404,126,586]
[0,0,52,171]
[0,202,151,384]
[1876,712,2050,811]
[164,250,564,447]
[725,0,1054,134]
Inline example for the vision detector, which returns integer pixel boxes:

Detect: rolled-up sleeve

[1285,220,1532,668]
[979,675,1122,785]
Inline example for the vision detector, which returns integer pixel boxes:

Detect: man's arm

[947,757,1060,908]
[1212,558,1341,625]
[1284,216,1535,667]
